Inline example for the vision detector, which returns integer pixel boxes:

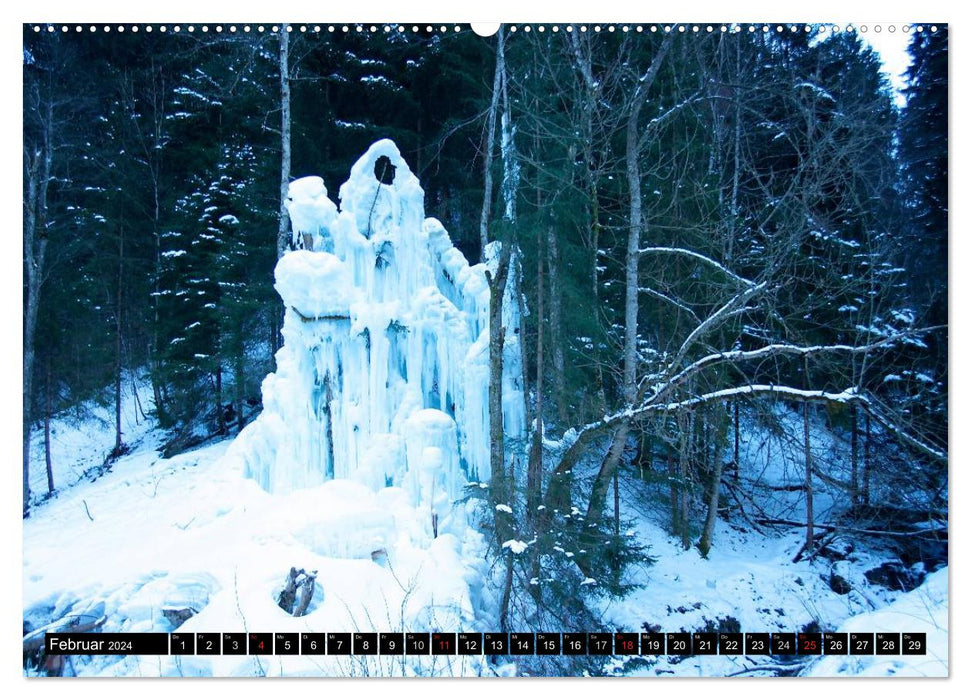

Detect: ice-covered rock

[229,139,525,538]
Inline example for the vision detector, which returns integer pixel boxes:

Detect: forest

[23,23,947,677]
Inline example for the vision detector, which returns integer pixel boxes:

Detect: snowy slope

[27,377,159,504]
[23,435,492,677]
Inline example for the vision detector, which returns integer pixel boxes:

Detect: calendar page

[21,13,949,681]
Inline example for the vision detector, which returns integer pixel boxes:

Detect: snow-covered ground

[23,433,490,677]
[595,482,947,677]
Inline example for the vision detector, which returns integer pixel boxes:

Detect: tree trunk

[851,404,860,505]
[113,229,124,457]
[276,27,292,260]
[668,449,679,533]
[613,470,620,538]
[581,39,673,530]
[488,244,512,519]
[499,29,517,223]
[45,361,54,495]
[698,431,724,558]
[582,59,650,529]
[546,227,569,424]
[804,401,814,551]
[215,365,226,434]
[526,235,545,527]
[679,423,691,550]
[498,551,514,633]
[733,400,740,482]
[479,27,504,261]
[234,352,246,433]
[863,413,872,506]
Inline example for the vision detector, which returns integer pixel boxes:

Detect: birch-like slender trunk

[276,27,292,260]
[583,37,672,529]
[479,27,504,261]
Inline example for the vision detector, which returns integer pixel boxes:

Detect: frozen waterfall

[229,139,525,535]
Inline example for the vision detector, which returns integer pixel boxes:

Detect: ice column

[231,139,526,527]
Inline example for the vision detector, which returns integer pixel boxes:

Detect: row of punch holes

[32,24,941,35]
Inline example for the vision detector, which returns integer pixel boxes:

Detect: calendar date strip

[44,631,927,656]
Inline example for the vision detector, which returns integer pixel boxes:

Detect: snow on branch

[664,282,767,375]
[654,331,931,405]
[638,285,701,323]
[637,246,754,287]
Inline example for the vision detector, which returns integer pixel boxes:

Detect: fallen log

[755,517,947,539]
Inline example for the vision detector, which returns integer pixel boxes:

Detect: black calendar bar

[36,631,927,656]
